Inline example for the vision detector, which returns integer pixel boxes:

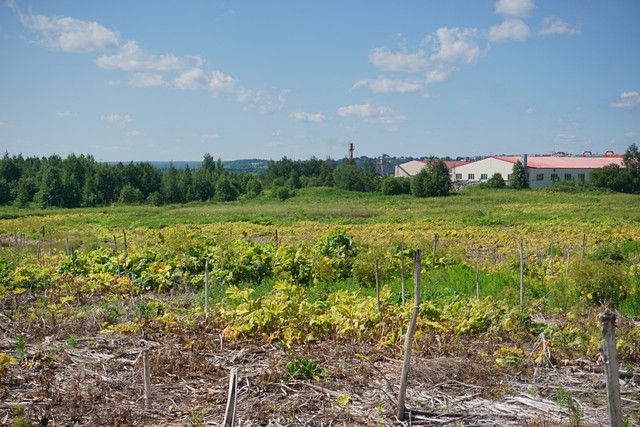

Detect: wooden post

[475,256,480,300]
[397,249,422,421]
[71,247,77,277]
[274,229,279,248]
[143,349,151,409]
[519,241,524,305]
[113,235,121,276]
[204,260,210,319]
[581,234,586,260]
[432,234,439,268]
[123,230,128,277]
[565,245,571,275]
[375,259,380,312]
[401,240,406,305]
[223,367,238,427]
[549,239,554,275]
[600,309,623,426]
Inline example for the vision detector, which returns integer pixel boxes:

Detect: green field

[1,187,639,425]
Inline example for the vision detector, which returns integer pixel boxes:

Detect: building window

[468,173,475,180]
[480,173,488,180]
[455,173,462,180]
[564,173,572,180]
[550,173,559,181]
[578,173,585,180]
[507,174,512,180]
[536,174,544,181]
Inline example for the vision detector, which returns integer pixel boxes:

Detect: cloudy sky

[0,0,638,161]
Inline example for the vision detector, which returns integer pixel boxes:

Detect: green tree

[486,172,506,189]
[214,175,239,201]
[380,176,410,195]
[118,184,144,204]
[333,161,365,192]
[589,164,630,193]
[509,161,529,189]
[623,143,640,193]
[162,163,182,204]
[36,155,65,208]
[411,158,451,197]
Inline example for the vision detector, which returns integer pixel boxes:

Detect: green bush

[567,259,629,307]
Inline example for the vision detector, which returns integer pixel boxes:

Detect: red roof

[493,155,625,169]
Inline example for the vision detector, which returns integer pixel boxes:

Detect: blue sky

[0,0,638,162]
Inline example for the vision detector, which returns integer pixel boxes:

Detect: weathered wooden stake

[223,367,238,427]
[204,260,210,318]
[143,349,151,409]
[565,245,571,275]
[123,230,128,277]
[375,259,380,312]
[600,309,623,427]
[581,234,587,260]
[71,247,77,277]
[401,240,406,305]
[475,255,480,300]
[519,241,524,305]
[113,235,121,276]
[397,249,422,421]
[549,239,554,275]
[432,233,439,267]
[274,229,279,248]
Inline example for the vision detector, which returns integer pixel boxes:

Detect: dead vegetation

[1,310,639,427]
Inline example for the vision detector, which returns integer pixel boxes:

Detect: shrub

[567,259,629,307]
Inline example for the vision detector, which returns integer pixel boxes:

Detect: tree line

[0,144,638,209]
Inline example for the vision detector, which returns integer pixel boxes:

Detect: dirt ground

[1,317,639,427]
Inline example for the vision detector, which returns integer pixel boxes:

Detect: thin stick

[581,234,586,260]
[143,349,151,409]
[113,235,121,276]
[123,230,128,277]
[205,260,210,318]
[223,368,238,427]
[519,241,524,305]
[432,233,438,267]
[397,249,422,421]
[475,254,480,300]
[549,239,554,275]
[400,239,406,305]
[375,259,380,312]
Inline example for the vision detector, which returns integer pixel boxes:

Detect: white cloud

[201,133,219,141]
[174,68,209,90]
[101,114,132,126]
[352,76,425,94]
[425,65,454,84]
[127,130,141,137]
[14,6,120,52]
[368,47,428,72]
[289,111,326,123]
[488,19,531,42]
[495,0,534,19]
[96,40,203,73]
[237,88,287,114]
[337,103,405,129]
[610,91,640,110]
[428,27,484,65]
[625,131,639,138]
[0,121,9,128]
[129,73,167,88]
[174,68,236,94]
[525,107,535,114]
[55,111,76,118]
[208,70,236,94]
[539,17,581,36]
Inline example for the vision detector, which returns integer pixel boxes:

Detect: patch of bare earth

[2,317,639,426]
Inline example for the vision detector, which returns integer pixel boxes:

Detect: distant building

[395,153,625,189]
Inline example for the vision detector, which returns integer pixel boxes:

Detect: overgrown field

[1,188,640,425]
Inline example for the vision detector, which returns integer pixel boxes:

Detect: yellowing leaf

[336,394,351,405]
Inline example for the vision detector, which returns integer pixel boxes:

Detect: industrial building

[395,153,625,189]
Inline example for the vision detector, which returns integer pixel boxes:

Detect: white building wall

[394,160,425,177]
[451,158,514,183]
[528,168,591,189]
